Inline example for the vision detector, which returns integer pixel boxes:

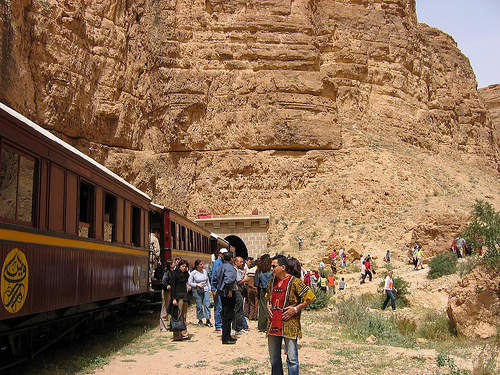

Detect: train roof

[0,101,151,201]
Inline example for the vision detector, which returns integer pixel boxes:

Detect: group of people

[360,254,374,283]
[158,249,317,375]
[450,237,474,258]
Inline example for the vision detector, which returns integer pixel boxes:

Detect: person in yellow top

[266,255,316,375]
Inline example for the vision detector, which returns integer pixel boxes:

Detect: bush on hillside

[427,252,458,279]
[462,199,500,274]
[304,286,331,310]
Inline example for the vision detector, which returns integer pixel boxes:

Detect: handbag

[169,306,186,332]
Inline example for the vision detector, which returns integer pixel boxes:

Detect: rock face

[1,0,500,258]
[479,84,500,149]
[447,266,500,339]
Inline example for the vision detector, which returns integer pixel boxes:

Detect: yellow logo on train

[1,248,29,313]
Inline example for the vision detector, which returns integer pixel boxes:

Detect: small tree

[462,200,500,273]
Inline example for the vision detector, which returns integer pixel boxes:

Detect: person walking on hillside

[327,274,335,294]
[266,255,316,375]
[360,260,367,284]
[455,237,467,258]
[416,247,424,270]
[381,270,398,311]
[412,242,420,270]
[364,256,373,282]
[385,250,391,264]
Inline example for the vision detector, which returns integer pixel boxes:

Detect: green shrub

[417,311,456,340]
[336,295,415,347]
[462,200,500,274]
[304,286,331,310]
[428,252,458,279]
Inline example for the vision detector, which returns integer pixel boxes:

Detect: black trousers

[221,294,235,342]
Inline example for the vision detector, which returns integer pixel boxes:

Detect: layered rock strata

[1,0,499,255]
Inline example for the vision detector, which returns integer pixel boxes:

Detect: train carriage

[150,206,232,283]
[0,102,151,318]
[0,102,151,366]
[0,101,231,368]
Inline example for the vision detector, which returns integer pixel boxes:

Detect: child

[338,277,346,291]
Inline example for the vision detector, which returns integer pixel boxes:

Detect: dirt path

[93,264,468,375]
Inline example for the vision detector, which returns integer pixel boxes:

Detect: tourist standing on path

[188,259,213,327]
[266,255,316,375]
[170,260,191,341]
[233,256,250,334]
[385,250,391,264]
[211,248,227,332]
[381,270,398,311]
[244,263,258,321]
[213,251,238,344]
[256,254,273,332]
[159,260,175,332]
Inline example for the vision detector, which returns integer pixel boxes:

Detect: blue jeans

[268,335,299,375]
[213,293,222,329]
[193,290,211,320]
[382,290,396,310]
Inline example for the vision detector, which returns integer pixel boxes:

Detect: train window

[104,193,116,242]
[131,205,141,246]
[79,181,94,238]
[171,221,177,249]
[0,147,35,223]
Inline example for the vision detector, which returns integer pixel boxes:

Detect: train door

[149,209,163,288]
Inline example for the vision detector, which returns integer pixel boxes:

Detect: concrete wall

[195,215,269,259]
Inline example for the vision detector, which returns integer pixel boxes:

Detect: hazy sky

[416,0,500,88]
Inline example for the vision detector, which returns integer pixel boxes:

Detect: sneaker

[235,329,248,335]
[161,328,168,332]
[198,320,204,326]
[215,328,222,332]
[205,321,213,327]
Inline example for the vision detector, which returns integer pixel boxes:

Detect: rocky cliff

[1,0,500,258]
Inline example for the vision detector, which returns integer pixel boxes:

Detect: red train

[0,102,229,369]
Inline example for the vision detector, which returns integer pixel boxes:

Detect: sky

[416,0,500,88]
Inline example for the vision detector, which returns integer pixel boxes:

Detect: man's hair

[224,251,234,262]
[272,254,288,267]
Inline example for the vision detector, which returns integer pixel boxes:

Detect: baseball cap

[220,248,228,253]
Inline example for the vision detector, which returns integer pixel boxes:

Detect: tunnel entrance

[225,235,248,260]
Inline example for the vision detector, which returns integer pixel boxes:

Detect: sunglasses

[271,264,282,268]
